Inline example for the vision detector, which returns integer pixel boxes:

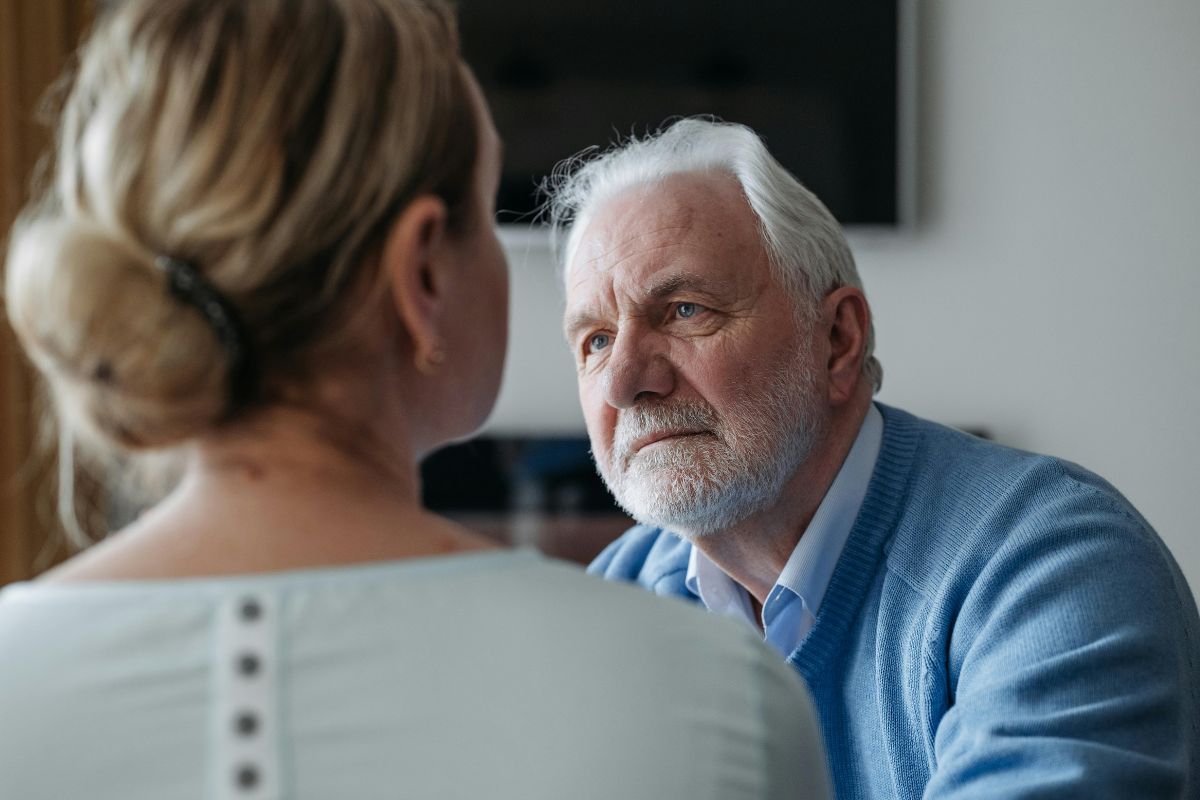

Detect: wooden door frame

[1,0,93,585]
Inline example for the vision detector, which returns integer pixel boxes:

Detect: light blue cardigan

[591,404,1200,798]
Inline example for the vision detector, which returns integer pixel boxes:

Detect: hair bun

[5,215,233,449]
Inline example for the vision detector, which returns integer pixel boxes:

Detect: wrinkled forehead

[569,190,696,279]
[562,172,753,282]
[561,172,779,333]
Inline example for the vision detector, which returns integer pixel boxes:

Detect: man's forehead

[568,173,749,273]
[570,186,690,270]
[562,177,773,340]
[564,224,695,310]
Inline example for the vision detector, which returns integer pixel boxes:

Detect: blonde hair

[5,0,478,452]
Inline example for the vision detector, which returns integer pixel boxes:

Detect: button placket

[214,592,281,800]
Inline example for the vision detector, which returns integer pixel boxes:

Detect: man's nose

[601,329,675,409]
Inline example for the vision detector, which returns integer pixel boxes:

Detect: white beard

[596,358,825,539]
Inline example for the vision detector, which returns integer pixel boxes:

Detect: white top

[0,549,831,800]
[687,404,884,655]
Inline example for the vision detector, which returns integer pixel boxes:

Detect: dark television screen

[460,0,905,226]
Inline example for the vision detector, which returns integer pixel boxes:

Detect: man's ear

[821,286,870,405]
[381,195,452,373]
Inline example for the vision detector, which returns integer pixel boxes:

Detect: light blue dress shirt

[686,404,883,656]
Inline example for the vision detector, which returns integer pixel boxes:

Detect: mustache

[612,401,719,466]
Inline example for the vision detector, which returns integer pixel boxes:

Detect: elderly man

[548,119,1200,798]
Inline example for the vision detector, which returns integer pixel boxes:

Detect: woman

[0,1,830,797]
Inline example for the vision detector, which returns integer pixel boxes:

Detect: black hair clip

[155,255,257,412]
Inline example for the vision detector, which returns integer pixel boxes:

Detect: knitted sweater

[590,404,1200,799]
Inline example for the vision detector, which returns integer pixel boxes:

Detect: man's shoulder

[903,404,1141,516]
[881,403,1078,489]
[879,404,1174,600]
[883,402,1135,495]
[587,524,698,601]
[875,408,1200,796]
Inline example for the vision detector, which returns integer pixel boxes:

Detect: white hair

[545,117,882,391]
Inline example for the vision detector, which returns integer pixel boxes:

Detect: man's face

[563,172,829,538]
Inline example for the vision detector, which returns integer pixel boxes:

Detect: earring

[418,343,446,374]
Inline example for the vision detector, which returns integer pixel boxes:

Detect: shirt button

[239,598,262,622]
[237,653,261,677]
[235,764,260,790]
[234,711,260,737]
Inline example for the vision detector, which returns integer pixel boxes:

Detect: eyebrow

[563,310,601,343]
[644,272,730,301]
[562,271,731,341]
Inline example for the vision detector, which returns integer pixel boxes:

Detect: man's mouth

[629,430,711,455]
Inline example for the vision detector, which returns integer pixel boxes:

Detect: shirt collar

[685,404,884,651]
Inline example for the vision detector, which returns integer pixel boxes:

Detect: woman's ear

[381,195,452,373]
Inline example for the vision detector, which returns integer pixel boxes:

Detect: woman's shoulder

[0,548,780,670]
[0,549,827,799]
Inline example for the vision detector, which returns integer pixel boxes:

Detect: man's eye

[587,333,612,354]
[675,302,703,319]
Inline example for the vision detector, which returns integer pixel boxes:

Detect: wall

[484,0,1200,589]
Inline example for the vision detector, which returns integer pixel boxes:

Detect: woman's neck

[193,403,422,503]
[40,405,496,583]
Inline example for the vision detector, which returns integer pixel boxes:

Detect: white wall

[484,0,1200,590]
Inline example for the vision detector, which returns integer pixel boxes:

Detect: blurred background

[3,1,1198,590]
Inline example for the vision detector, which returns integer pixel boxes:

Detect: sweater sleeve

[587,525,699,599]
[923,484,1200,799]
[586,527,652,578]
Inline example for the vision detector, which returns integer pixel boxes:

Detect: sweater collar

[786,403,922,676]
